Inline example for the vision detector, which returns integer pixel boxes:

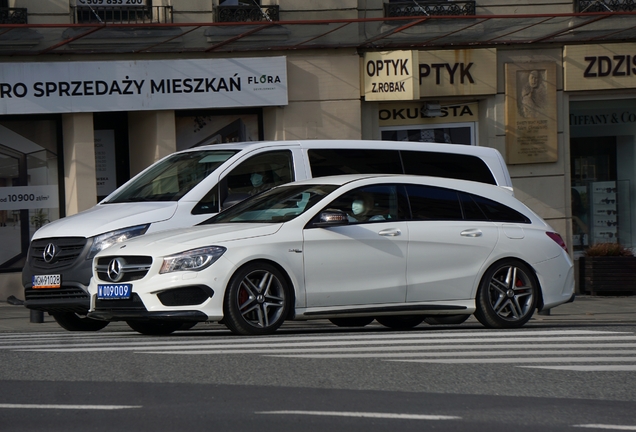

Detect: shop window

[0,117,62,272]
[380,122,475,145]
[570,136,630,254]
[175,109,263,151]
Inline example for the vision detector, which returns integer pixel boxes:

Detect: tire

[126,320,183,335]
[329,317,374,327]
[474,259,538,329]
[424,315,470,325]
[223,262,290,335]
[375,315,423,330]
[52,312,109,332]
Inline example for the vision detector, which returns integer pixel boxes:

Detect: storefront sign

[378,102,478,126]
[0,185,59,211]
[418,49,497,97]
[564,43,636,91]
[363,51,419,101]
[0,57,288,115]
[505,62,558,164]
[570,109,636,126]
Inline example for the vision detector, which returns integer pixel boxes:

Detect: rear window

[308,149,402,177]
[401,151,497,185]
[469,194,531,223]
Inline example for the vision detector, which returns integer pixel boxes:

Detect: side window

[192,150,293,215]
[323,185,406,224]
[470,194,531,224]
[226,150,294,198]
[308,149,402,177]
[459,192,490,221]
[401,151,497,185]
[406,185,462,220]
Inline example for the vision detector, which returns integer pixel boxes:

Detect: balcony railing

[71,5,173,24]
[576,0,636,12]
[0,7,27,24]
[384,1,475,16]
[215,5,280,22]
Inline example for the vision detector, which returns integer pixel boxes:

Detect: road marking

[390,357,636,364]
[573,425,636,430]
[0,404,141,410]
[12,336,636,353]
[522,365,636,371]
[257,410,460,420]
[144,348,636,356]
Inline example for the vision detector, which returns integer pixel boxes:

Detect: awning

[1,12,635,55]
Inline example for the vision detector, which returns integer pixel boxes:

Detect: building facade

[1,0,636,298]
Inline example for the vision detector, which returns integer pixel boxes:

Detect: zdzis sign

[564,43,636,91]
[363,51,419,101]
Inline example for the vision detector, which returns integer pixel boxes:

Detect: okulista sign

[0,57,288,115]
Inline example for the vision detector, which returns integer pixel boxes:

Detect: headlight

[87,225,150,259]
[160,246,226,274]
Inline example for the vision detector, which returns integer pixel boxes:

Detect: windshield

[204,184,338,224]
[105,150,238,203]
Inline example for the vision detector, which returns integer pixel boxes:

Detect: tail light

[546,232,568,252]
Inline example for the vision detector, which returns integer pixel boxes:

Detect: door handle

[460,229,483,237]
[379,228,401,237]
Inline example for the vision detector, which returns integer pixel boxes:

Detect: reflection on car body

[87,174,574,336]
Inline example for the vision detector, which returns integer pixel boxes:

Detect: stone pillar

[62,112,97,216]
[128,110,176,176]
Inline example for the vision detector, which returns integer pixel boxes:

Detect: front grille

[25,286,88,302]
[94,293,147,312]
[30,237,87,270]
[157,286,214,307]
[96,256,153,283]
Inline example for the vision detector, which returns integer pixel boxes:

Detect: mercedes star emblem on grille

[43,243,57,263]
[107,258,124,282]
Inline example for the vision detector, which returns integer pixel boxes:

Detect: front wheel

[52,312,109,332]
[223,263,290,335]
[126,320,184,335]
[474,260,538,329]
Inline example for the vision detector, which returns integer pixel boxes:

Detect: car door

[302,184,409,308]
[405,185,499,302]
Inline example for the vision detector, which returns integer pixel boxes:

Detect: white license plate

[97,284,132,300]
[32,274,61,289]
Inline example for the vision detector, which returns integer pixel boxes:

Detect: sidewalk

[1,295,635,333]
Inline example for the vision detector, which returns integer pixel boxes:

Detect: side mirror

[311,209,349,228]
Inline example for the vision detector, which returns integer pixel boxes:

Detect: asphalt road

[1,301,636,432]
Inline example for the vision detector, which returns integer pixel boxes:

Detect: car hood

[104,223,282,256]
[33,202,178,239]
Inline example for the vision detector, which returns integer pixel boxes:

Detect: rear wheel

[375,315,423,330]
[424,315,470,325]
[52,312,109,332]
[223,263,290,335]
[329,317,374,327]
[126,320,184,335]
[474,259,538,329]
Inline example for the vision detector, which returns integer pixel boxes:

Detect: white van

[22,139,512,331]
